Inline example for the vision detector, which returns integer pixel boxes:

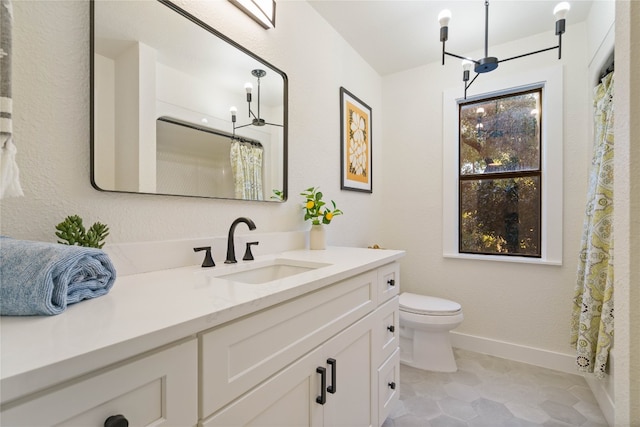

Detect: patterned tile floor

[383,349,608,427]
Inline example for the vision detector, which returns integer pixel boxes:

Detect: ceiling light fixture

[439,1,570,99]
[230,69,283,139]
[229,0,276,29]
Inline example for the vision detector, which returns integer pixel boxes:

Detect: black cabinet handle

[387,279,395,287]
[316,367,326,404]
[387,325,395,333]
[388,382,396,390]
[104,415,128,427]
[327,358,337,394]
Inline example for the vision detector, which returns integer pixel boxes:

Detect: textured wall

[613,1,640,423]
[0,0,384,247]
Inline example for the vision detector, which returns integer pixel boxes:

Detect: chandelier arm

[263,122,284,127]
[248,106,260,121]
[497,45,559,64]
[464,73,480,99]
[234,122,254,130]
[444,51,477,63]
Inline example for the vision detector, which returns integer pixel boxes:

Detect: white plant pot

[309,224,326,250]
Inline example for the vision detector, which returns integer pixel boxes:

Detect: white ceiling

[307,0,594,76]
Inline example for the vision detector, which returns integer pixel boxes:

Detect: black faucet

[225,217,256,263]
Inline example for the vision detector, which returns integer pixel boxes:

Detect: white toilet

[399,292,464,372]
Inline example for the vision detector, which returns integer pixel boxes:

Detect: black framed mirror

[90,0,288,201]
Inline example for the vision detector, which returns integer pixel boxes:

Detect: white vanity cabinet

[201,262,400,427]
[0,248,403,427]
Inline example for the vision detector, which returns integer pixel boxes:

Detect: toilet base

[399,328,458,373]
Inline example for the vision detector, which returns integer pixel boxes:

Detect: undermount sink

[215,259,331,284]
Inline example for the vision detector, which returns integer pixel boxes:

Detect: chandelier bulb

[462,59,474,72]
[438,9,451,27]
[230,106,237,115]
[553,2,570,20]
[244,82,253,93]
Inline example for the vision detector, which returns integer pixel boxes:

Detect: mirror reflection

[91,0,288,201]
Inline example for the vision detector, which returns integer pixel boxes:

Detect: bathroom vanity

[0,246,404,427]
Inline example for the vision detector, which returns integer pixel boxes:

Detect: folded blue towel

[0,237,116,316]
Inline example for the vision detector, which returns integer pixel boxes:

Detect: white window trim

[442,65,563,265]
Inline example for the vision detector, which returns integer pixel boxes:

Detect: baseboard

[450,332,615,426]
[450,331,578,374]
[584,349,615,427]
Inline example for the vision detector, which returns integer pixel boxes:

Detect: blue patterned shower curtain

[570,72,614,379]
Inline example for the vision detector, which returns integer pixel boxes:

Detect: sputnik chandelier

[230,69,283,139]
[438,1,570,98]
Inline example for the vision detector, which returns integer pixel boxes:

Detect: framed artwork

[340,87,372,193]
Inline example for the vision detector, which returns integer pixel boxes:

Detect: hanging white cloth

[1,0,24,199]
[570,72,614,379]
[230,139,263,200]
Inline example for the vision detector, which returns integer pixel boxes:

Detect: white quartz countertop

[0,246,404,403]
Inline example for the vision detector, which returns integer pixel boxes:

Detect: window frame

[442,66,563,265]
[457,87,543,258]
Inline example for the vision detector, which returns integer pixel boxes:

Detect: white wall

[613,2,640,424]
[381,23,590,363]
[0,0,383,249]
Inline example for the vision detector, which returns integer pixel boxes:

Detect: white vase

[309,224,326,250]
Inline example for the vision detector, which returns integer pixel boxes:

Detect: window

[458,89,542,257]
[442,66,563,265]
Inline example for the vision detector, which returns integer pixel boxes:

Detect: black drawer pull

[387,279,395,287]
[316,367,326,404]
[327,358,337,394]
[104,415,128,427]
[388,382,396,390]
[387,325,395,333]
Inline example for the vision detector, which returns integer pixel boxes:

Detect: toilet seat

[399,293,462,316]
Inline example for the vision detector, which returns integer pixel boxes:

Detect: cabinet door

[203,311,377,427]
[200,270,376,418]
[201,347,323,427]
[322,313,375,427]
[1,339,197,427]
[377,263,400,304]
[377,349,400,426]
[374,296,399,367]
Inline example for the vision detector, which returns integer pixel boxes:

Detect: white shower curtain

[1,0,24,199]
[570,72,614,379]
[230,140,263,200]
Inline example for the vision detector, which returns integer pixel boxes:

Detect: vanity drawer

[378,348,400,426]
[375,296,400,366]
[378,262,400,303]
[1,338,197,427]
[200,270,377,419]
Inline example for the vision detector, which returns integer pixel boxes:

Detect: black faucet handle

[243,241,259,261]
[194,246,215,268]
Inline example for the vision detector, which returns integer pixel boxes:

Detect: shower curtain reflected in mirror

[570,71,614,379]
[230,140,264,200]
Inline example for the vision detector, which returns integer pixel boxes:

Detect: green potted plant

[55,215,110,249]
[301,187,343,249]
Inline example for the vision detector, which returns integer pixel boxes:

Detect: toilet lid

[399,292,462,316]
